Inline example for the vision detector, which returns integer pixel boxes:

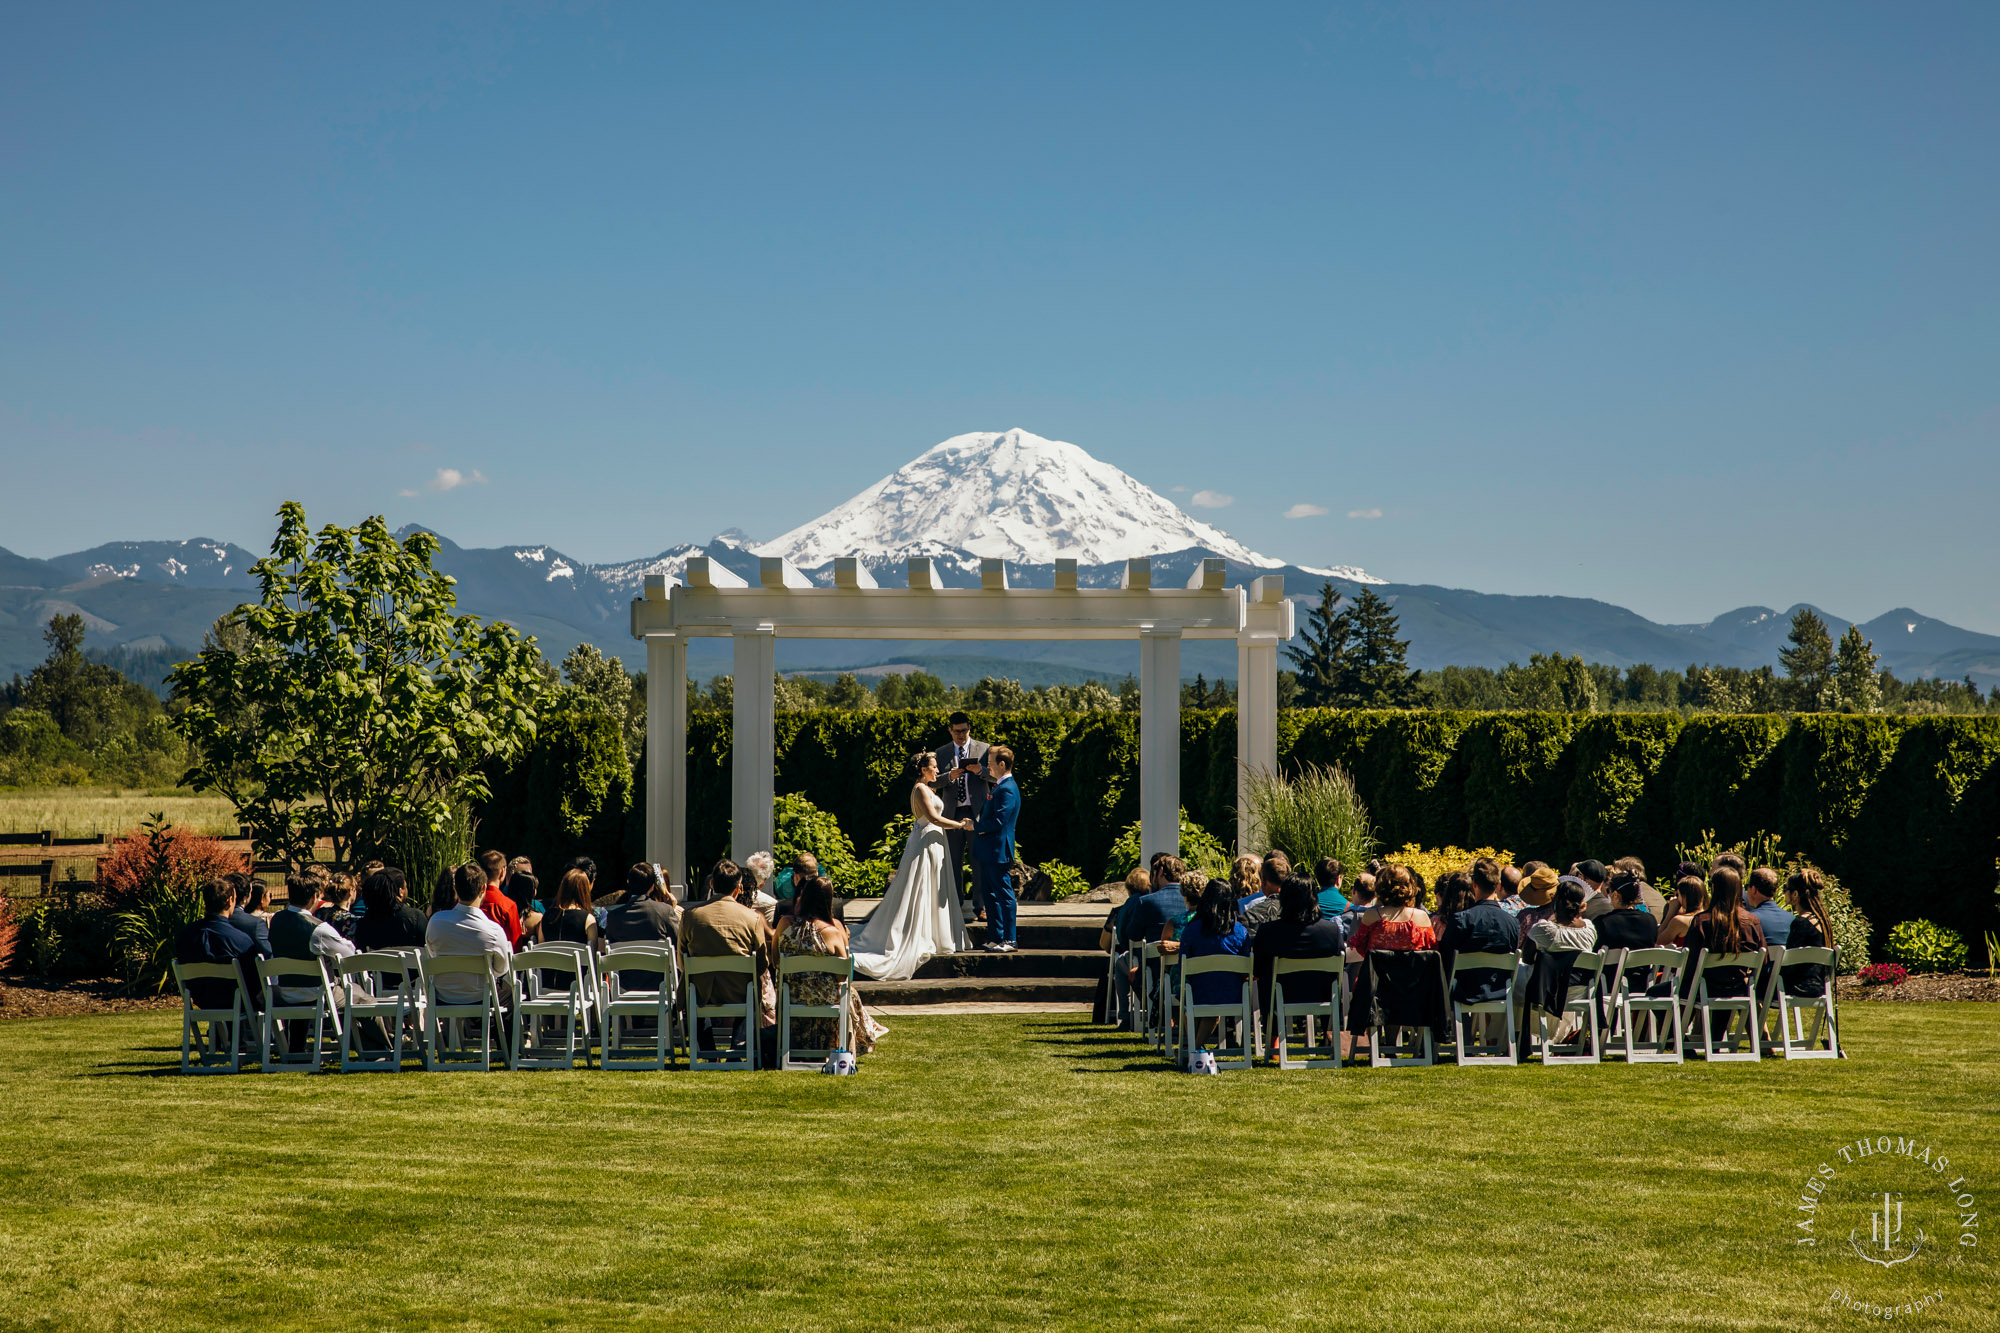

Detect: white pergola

[630,553,1295,881]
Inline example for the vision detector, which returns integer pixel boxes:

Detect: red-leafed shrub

[0,891,17,970]
[96,816,248,911]
[1857,962,1909,988]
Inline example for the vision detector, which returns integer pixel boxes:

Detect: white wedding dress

[850,786,971,981]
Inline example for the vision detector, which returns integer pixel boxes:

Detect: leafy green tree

[898,671,952,709]
[872,673,903,709]
[169,502,546,865]
[1833,625,1881,713]
[1779,608,1835,711]
[827,672,873,711]
[968,676,1030,711]
[1341,588,1419,707]
[561,643,642,749]
[10,614,141,746]
[1503,654,1598,712]
[1283,582,1351,707]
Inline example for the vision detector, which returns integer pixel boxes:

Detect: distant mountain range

[5,429,1999,689]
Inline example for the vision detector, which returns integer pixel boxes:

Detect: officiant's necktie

[957,745,968,806]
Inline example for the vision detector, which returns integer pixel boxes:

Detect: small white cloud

[1190,489,1234,509]
[1284,503,1329,519]
[1348,507,1383,519]
[1170,485,1189,493]
[419,467,489,494]
[398,488,419,498]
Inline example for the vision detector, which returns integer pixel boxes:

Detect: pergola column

[1139,627,1182,863]
[1237,575,1294,854]
[643,629,687,885]
[731,623,776,860]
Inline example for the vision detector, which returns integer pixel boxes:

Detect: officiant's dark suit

[935,721,990,917]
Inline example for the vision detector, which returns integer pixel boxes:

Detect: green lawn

[0,1006,1992,1331]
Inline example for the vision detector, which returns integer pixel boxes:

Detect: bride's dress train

[850,815,970,981]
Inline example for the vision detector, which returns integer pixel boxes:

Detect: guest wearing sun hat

[1514,864,1561,935]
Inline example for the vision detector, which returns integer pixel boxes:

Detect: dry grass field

[0,787,238,840]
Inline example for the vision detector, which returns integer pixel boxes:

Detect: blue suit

[973,773,1021,945]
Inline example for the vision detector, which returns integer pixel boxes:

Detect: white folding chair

[1606,947,1687,1063]
[777,954,855,1070]
[1361,952,1438,1068]
[510,948,597,1070]
[1533,951,1605,1065]
[1685,950,1765,1062]
[1765,945,1841,1060]
[1131,942,1161,1045]
[600,944,678,1071]
[258,956,342,1073]
[1178,955,1255,1071]
[422,953,507,1072]
[1269,956,1343,1069]
[1448,951,1520,1066]
[172,960,257,1074]
[683,954,759,1071]
[338,952,424,1072]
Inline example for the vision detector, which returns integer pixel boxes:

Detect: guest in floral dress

[773,877,887,1055]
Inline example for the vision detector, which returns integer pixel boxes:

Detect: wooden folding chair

[172,960,257,1074]
[510,948,597,1070]
[338,952,424,1072]
[1684,950,1766,1062]
[600,944,678,1071]
[258,956,342,1073]
[1269,956,1343,1069]
[1178,955,1255,1071]
[1609,947,1687,1064]
[1534,951,1606,1066]
[683,954,759,1071]
[422,954,507,1072]
[1765,945,1841,1060]
[777,954,854,1071]
[1448,951,1521,1066]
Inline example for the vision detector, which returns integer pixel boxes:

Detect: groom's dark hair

[948,711,971,727]
[987,746,1013,772]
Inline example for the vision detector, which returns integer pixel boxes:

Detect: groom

[972,746,1020,953]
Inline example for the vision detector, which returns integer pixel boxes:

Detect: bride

[850,751,974,981]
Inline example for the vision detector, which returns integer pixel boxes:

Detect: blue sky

[3,3,1996,631]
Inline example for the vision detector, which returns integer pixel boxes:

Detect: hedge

[498,709,2000,948]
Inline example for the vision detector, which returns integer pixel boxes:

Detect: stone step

[907,948,1106,981]
[964,919,1105,951]
[856,976,1098,1006]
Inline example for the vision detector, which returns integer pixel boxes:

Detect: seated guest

[1430,871,1475,946]
[271,871,360,1049]
[1100,867,1156,951]
[603,862,681,991]
[1345,866,1437,958]
[1593,872,1659,953]
[1439,866,1520,1005]
[1496,864,1525,916]
[772,851,818,909]
[1339,872,1377,939]
[542,869,601,948]
[353,868,427,952]
[1744,866,1794,947]
[1779,867,1837,997]
[1680,866,1767,1000]
[427,866,457,916]
[1239,865,1285,941]
[1525,883,1598,1040]
[1115,856,1187,951]
[1612,856,1668,915]
[475,849,523,947]
[314,873,361,941]
[426,863,516,1012]
[1228,854,1260,901]
[175,879,261,1013]
[774,876,886,1054]
[1252,875,1346,1014]
[683,861,774,1051]
[504,856,543,943]
[1513,865,1561,937]
[741,851,782,925]
[1657,876,1706,947]
[1312,857,1348,917]
[1573,860,1613,920]
[1244,850,1291,911]
[1170,881,1252,1044]
[223,872,274,959]
[241,878,275,924]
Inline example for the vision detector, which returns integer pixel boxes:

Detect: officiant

[934,711,990,922]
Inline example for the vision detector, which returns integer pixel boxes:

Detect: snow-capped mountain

[757,428,1295,570]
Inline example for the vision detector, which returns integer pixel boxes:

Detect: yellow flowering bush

[1386,844,1514,895]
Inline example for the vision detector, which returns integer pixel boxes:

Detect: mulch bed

[1836,972,1999,1003]
[0,974,180,1021]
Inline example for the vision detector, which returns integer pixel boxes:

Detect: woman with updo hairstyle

[1344,865,1438,957]
[1780,866,1837,996]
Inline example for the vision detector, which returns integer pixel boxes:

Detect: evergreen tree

[1833,625,1881,713]
[1340,588,1419,707]
[14,614,136,745]
[1779,608,1835,711]
[1282,582,1352,707]
[827,672,873,711]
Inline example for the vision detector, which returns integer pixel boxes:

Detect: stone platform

[841,900,1110,1008]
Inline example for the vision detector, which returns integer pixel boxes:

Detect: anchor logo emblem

[1849,1191,1925,1267]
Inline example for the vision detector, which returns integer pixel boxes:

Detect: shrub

[1241,763,1377,879]
[1104,809,1231,881]
[1674,831,1870,974]
[377,801,474,907]
[1037,859,1093,901]
[1884,919,1969,973]
[0,891,16,971]
[1388,845,1513,892]
[1857,962,1908,987]
[771,793,860,887]
[95,816,248,912]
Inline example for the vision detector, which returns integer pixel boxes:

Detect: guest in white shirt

[269,873,360,1051]
[425,863,516,1007]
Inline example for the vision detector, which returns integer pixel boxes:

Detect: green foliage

[0,616,186,787]
[1103,809,1230,881]
[378,800,474,905]
[1283,583,1348,708]
[1282,584,1417,708]
[561,643,644,752]
[1833,625,1880,714]
[1780,608,1835,711]
[770,792,860,886]
[169,502,546,866]
[1241,763,1377,877]
[517,691,631,877]
[1038,859,1093,901]
[1674,828,1872,974]
[1884,919,1968,973]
